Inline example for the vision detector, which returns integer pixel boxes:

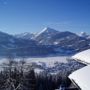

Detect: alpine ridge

[0,27,90,57]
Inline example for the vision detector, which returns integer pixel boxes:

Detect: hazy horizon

[0,26,89,36]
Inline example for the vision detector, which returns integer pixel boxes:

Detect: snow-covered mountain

[15,28,90,51]
[15,32,34,40]
[79,32,90,44]
[0,27,90,57]
[79,31,90,38]
[32,28,90,52]
[0,31,36,48]
[0,31,38,56]
[35,27,59,37]
[34,27,60,44]
[38,30,78,45]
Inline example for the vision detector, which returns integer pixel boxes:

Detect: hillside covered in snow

[0,27,90,57]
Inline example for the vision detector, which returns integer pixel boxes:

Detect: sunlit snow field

[0,56,68,67]
[26,56,68,67]
[0,56,85,74]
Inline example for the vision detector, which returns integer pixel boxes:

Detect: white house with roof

[56,49,90,90]
[68,49,90,90]
[69,65,90,90]
[72,49,90,64]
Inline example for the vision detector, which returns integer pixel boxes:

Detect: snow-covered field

[26,56,68,67]
[25,56,69,74]
[0,56,85,75]
[0,56,68,67]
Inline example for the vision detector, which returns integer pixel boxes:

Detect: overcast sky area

[0,0,90,34]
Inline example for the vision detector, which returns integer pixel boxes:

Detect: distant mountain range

[0,27,90,57]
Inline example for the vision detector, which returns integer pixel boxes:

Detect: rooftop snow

[69,65,90,90]
[72,49,90,64]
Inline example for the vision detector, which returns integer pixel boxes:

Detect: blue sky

[0,0,90,34]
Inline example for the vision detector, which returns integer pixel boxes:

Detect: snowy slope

[35,27,59,38]
[0,56,85,74]
[15,32,34,40]
[79,32,90,39]
[34,27,90,52]
[26,56,68,68]
[34,27,60,45]
[0,27,90,56]
[79,32,88,37]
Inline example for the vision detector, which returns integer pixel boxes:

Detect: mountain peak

[39,27,56,34]
[79,31,89,38]
[42,27,58,32]
[35,27,59,37]
[42,27,53,31]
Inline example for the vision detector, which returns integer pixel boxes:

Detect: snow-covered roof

[72,49,90,64]
[69,65,90,90]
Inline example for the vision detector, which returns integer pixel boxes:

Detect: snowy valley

[0,27,89,90]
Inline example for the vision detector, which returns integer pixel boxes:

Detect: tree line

[0,58,72,90]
